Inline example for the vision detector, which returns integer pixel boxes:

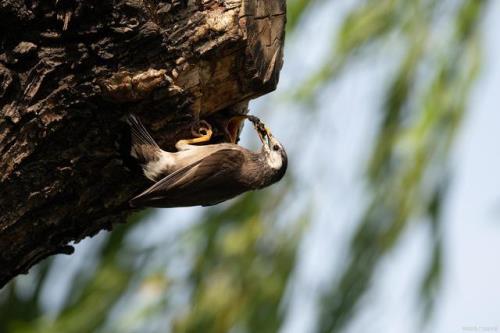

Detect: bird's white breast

[267,151,283,170]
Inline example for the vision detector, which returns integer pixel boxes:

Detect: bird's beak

[263,126,273,146]
[243,114,273,146]
[227,115,246,143]
[253,123,269,146]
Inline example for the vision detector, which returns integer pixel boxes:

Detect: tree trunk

[0,0,285,287]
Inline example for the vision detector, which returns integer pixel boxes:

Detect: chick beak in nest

[226,115,246,143]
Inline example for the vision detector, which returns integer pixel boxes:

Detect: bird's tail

[127,114,161,163]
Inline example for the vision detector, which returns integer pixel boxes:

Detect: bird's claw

[191,120,212,138]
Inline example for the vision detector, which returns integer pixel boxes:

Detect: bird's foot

[191,120,212,139]
[175,120,213,150]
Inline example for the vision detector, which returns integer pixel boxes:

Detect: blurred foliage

[0,0,490,332]
[1,213,144,333]
[173,192,303,333]
[316,1,485,332]
[0,191,302,333]
[287,0,317,31]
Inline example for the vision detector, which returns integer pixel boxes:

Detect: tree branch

[0,0,286,287]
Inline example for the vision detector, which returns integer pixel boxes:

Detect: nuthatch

[128,114,287,208]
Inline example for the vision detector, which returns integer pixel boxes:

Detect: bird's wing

[129,148,246,207]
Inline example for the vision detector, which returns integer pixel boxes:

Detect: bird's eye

[273,144,280,151]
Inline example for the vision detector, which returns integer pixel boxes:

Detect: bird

[127,113,287,208]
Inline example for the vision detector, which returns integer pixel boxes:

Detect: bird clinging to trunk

[128,114,287,208]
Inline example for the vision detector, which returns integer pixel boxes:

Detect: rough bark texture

[0,0,285,287]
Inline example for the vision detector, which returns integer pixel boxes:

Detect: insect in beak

[235,114,275,147]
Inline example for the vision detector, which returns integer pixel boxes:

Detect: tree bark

[0,0,285,287]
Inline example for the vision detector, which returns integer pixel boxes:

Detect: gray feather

[130,148,247,208]
[127,114,162,163]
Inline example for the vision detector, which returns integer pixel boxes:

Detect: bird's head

[246,116,288,180]
[261,129,287,172]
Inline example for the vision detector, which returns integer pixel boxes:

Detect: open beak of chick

[226,115,246,144]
